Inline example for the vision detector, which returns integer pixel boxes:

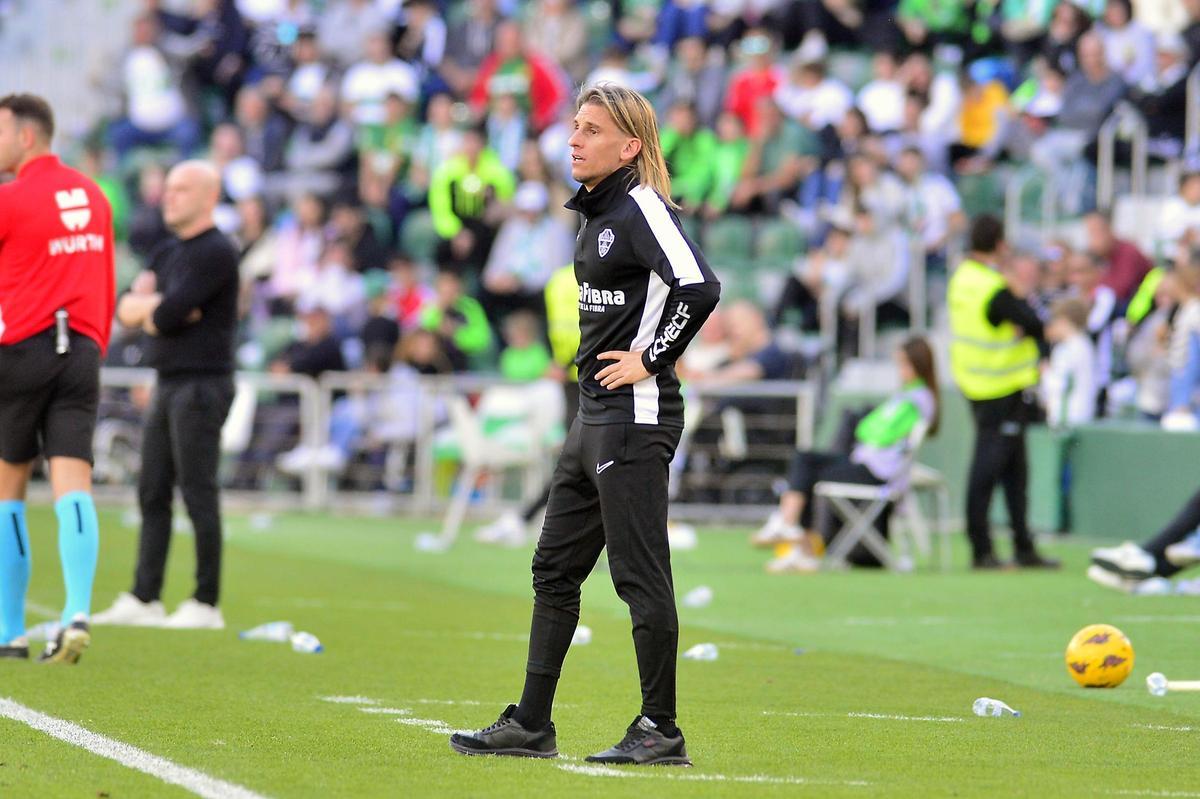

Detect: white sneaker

[312,445,347,472]
[1165,529,1200,568]
[1086,564,1137,594]
[1090,542,1156,580]
[474,511,527,546]
[765,549,821,574]
[277,446,314,476]
[92,592,166,626]
[750,512,802,549]
[162,599,225,630]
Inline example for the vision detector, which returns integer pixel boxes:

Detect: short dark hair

[0,93,54,140]
[969,214,1005,254]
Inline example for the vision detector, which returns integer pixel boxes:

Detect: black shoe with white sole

[449,704,558,758]
[585,716,692,766]
[37,619,90,664]
[0,638,29,660]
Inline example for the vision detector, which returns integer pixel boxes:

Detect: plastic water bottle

[290,632,324,653]
[239,621,295,642]
[682,643,719,661]
[972,697,1021,718]
[571,625,592,646]
[682,586,713,608]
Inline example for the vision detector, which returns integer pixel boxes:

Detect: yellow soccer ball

[1065,624,1135,688]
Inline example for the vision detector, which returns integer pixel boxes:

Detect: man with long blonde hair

[451,83,721,765]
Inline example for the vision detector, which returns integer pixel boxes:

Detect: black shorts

[0,329,101,464]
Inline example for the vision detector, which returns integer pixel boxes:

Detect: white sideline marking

[394,629,529,643]
[395,718,467,735]
[358,707,412,716]
[1106,790,1200,798]
[764,710,964,723]
[557,763,871,787]
[254,597,411,613]
[0,698,269,799]
[1131,724,1197,732]
[26,600,59,619]
[837,616,949,627]
[319,695,379,705]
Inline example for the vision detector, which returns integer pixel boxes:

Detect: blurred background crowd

[3,0,1200,500]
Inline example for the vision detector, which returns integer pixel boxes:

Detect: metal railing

[1096,102,1149,211]
[1186,62,1200,157]
[1004,165,1056,242]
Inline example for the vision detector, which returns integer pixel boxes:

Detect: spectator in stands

[1085,210,1152,303]
[387,253,434,332]
[127,162,174,262]
[341,31,420,127]
[840,204,911,345]
[1031,32,1125,216]
[895,146,965,272]
[773,54,853,133]
[1089,483,1200,591]
[443,0,501,94]
[772,211,853,330]
[836,152,906,230]
[522,0,589,84]
[208,124,264,220]
[679,300,794,385]
[951,65,1012,173]
[899,51,961,152]
[429,124,516,276]
[656,36,727,130]
[281,84,356,198]
[1041,298,1098,429]
[855,51,905,134]
[408,92,464,197]
[357,90,419,215]
[753,336,940,573]
[1041,0,1091,76]
[420,269,493,371]
[499,310,553,381]
[1162,253,1200,430]
[1129,32,1191,162]
[1067,248,1118,413]
[1027,245,1073,320]
[469,20,567,132]
[700,111,750,220]
[236,196,278,290]
[317,0,391,69]
[886,91,949,176]
[395,0,448,84]
[1125,270,1175,420]
[235,85,289,174]
[269,192,327,313]
[479,181,574,332]
[329,201,388,273]
[896,0,969,51]
[485,89,528,172]
[281,28,329,122]
[1186,0,1200,68]
[728,97,817,214]
[1097,0,1156,87]
[296,239,368,335]
[660,101,717,214]
[723,29,782,137]
[156,0,250,114]
[1158,169,1200,249]
[110,13,201,161]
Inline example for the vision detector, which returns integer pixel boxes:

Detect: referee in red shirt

[0,94,114,664]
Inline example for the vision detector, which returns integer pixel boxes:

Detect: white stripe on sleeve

[630,185,704,286]
[630,271,671,424]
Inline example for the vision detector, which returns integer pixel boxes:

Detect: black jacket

[565,167,721,427]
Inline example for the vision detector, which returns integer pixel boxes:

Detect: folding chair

[814,419,930,572]
[894,463,954,572]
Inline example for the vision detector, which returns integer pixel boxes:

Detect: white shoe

[92,592,166,626]
[766,550,821,574]
[1090,542,1156,580]
[162,599,225,630]
[1086,564,1138,594]
[474,511,527,546]
[1166,529,1200,568]
[750,512,802,549]
[277,446,314,475]
[312,445,347,472]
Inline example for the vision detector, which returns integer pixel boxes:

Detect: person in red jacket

[469,20,568,132]
[0,94,115,664]
[723,29,781,137]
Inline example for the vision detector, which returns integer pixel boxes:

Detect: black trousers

[527,419,682,721]
[133,374,234,607]
[965,399,1036,560]
[1143,485,1200,577]
[785,450,882,530]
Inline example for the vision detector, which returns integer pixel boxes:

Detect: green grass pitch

[2,506,1199,797]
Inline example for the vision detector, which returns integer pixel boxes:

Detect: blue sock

[56,492,99,625]
[0,500,31,642]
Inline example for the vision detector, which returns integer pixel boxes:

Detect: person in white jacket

[1041,297,1097,429]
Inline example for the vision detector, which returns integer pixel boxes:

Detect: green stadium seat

[702,216,754,271]
[956,172,1003,219]
[754,218,805,272]
[399,210,440,266]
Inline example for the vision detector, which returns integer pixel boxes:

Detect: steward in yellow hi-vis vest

[948,215,1059,572]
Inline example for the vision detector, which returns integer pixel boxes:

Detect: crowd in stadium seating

[77,0,1200,486]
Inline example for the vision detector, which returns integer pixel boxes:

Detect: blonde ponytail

[576,83,678,209]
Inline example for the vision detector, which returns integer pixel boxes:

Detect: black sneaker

[1015,551,1062,570]
[37,619,90,664]
[449,704,558,758]
[0,637,29,660]
[585,716,692,766]
[971,554,1011,571]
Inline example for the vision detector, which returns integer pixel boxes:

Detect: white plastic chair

[813,419,931,572]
